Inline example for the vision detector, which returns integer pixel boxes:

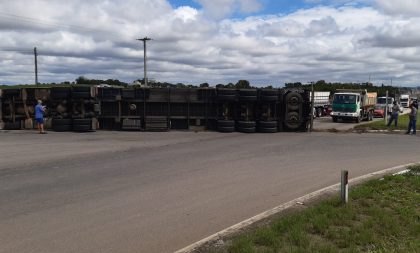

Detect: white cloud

[375,0,420,16]
[0,0,419,86]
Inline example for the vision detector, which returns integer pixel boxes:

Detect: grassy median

[355,111,420,131]
[207,165,420,253]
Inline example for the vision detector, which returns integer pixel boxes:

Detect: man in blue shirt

[35,100,46,134]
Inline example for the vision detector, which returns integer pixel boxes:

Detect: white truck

[376,96,394,115]
[400,94,410,108]
[310,91,330,117]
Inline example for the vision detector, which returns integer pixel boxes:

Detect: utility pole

[34,47,38,85]
[309,82,314,132]
[137,37,152,86]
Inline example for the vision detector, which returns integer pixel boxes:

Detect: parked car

[374,105,385,118]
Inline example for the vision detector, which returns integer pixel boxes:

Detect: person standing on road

[387,101,403,127]
[405,103,417,135]
[35,100,47,134]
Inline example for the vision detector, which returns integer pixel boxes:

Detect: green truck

[330,89,377,123]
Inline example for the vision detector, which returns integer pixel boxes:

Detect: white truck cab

[400,94,410,108]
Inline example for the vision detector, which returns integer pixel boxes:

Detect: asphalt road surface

[1,130,419,253]
[313,116,383,131]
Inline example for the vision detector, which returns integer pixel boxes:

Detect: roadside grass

[355,111,420,131]
[207,165,420,253]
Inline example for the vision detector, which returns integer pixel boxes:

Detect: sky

[0,0,419,87]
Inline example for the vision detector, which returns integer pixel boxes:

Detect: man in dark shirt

[405,103,418,135]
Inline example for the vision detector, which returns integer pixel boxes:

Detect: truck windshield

[333,94,356,104]
[377,98,392,104]
[401,99,408,102]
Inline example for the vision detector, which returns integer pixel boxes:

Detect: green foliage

[76,76,128,86]
[228,236,254,253]
[235,80,251,89]
[286,80,401,97]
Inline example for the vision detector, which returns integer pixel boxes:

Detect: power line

[0,11,138,40]
[0,11,106,33]
[0,49,33,53]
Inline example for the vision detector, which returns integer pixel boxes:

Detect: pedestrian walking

[35,100,47,134]
[405,103,417,135]
[387,101,403,127]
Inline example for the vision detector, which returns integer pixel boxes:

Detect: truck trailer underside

[0,86,311,133]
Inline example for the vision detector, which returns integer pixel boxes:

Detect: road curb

[313,128,408,134]
[174,162,418,253]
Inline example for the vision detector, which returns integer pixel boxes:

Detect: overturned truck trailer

[0,86,311,133]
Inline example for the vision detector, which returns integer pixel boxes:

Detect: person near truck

[35,100,47,134]
[387,101,403,127]
[405,103,417,135]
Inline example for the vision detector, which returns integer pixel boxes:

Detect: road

[1,130,419,253]
[313,108,410,131]
[313,116,383,131]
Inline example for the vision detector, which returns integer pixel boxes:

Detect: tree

[199,83,209,88]
[285,82,302,88]
[76,76,87,84]
[235,80,251,89]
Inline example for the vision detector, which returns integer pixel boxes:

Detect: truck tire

[237,127,256,133]
[72,118,93,132]
[52,118,72,132]
[217,120,235,132]
[73,119,92,125]
[258,127,277,133]
[4,121,21,130]
[356,116,361,123]
[236,121,256,128]
[332,117,338,122]
[285,92,302,110]
[236,121,256,133]
[52,118,72,126]
[258,121,278,128]
[73,124,92,132]
[218,126,235,133]
[285,112,300,130]
[52,124,72,132]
